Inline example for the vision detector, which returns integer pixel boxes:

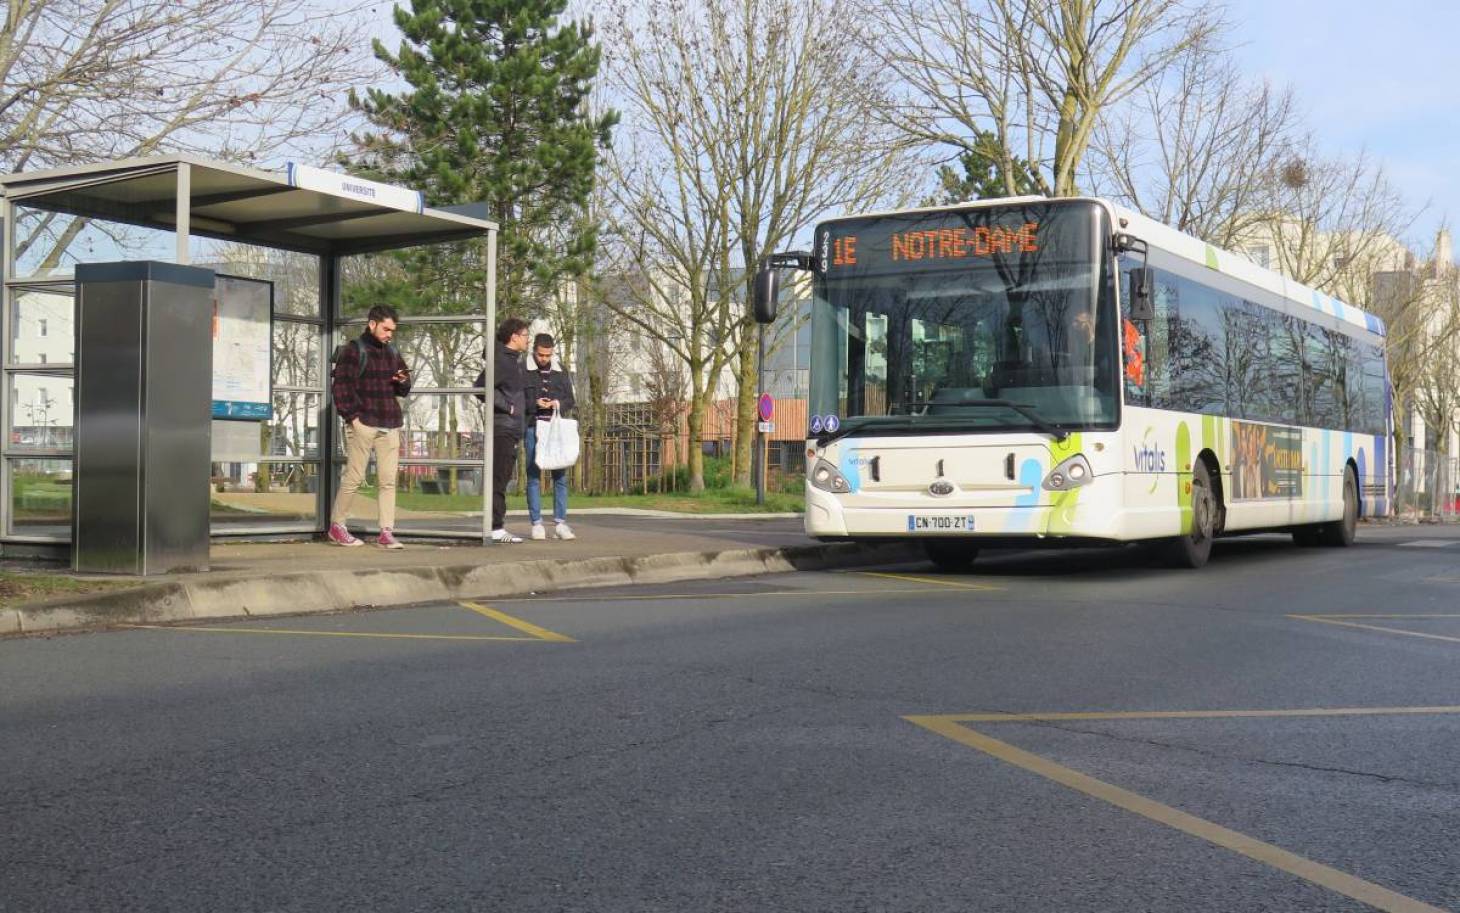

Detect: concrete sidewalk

[2,516,917,637]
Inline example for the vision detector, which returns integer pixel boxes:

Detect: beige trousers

[331,420,401,529]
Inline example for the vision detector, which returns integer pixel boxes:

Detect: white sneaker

[490,528,523,544]
[555,522,576,541]
[530,523,546,541]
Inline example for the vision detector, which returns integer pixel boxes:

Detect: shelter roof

[0,154,495,256]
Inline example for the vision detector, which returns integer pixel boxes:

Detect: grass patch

[392,488,804,514]
[0,571,139,607]
[12,472,72,520]
[386,458,806,515]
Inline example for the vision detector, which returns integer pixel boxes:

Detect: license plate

[907,514,976,532]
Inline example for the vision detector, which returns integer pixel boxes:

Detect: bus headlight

[810,458,852,494]
[1042,454,1094,491]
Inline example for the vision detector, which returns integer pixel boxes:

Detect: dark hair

[533,333,555,350]
[496,317,530,343]
[367,304,399,324]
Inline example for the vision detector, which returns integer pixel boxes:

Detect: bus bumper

[804,476,1128,540]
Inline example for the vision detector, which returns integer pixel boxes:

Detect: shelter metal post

[482,228,497,545]
[0,196,12,543]
[321,253,341,533]
[175,163,190,265]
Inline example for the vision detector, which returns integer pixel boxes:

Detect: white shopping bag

[535,408,580,470]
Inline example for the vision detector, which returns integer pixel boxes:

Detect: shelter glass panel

[212,393,322,463]
[329,394,487,462]
[8,373,74,451]
[338,239,490,319]
[332,323,486,391]
[327,461,484,537]
[210,462,319,532]
[274,320,322,388]
[9,286,75,366]
[191,239,321,317]
[8,458,72,538]
[12,207,175,280]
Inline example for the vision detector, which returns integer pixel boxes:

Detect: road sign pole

[755,324,767,506]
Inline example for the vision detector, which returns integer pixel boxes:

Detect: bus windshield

[808,201,1118,439]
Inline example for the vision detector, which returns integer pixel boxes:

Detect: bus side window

[1119,260,1151,405]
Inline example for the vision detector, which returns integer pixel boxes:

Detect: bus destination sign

[817,202,1093,278]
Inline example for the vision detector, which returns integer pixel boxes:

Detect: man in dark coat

[475,317,531,542]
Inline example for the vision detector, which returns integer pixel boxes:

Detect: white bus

[752,197,1392,569]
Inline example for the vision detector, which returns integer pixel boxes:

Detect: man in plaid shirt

[328,304,413,549]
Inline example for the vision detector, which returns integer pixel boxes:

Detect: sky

[350,0,1459,259]
[1224,0,1460,259]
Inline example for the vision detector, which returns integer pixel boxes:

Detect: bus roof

[817,196,1386,338]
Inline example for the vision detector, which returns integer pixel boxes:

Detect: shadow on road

[920,534,1326,579]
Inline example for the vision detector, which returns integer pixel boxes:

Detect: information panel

[211,275,273,420]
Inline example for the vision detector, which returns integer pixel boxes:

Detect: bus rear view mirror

[1128,267,1155,321]
[752,266,779,324]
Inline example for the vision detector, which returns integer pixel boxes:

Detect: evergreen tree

[347,0,617,317]
[925,130,1042,205]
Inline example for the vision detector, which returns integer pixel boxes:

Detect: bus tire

[925,541,980,572]
[1161,460,1216,569]
[1318,467,1358,547]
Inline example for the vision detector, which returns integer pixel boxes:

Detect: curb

[2,542,922,637]
[505,509,804,520]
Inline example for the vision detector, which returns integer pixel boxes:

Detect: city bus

[752,197,1392,569]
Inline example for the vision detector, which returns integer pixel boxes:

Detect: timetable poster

[211,275,273,420]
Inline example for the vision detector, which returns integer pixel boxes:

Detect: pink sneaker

[327,522,363,547]
[377,528,404,550]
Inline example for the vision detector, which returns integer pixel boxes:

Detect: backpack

[331,338,398,380]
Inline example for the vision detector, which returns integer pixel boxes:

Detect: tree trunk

[732,333,758,487]
[686,379,707,493]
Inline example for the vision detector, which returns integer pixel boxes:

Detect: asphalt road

[3,527,1459,912]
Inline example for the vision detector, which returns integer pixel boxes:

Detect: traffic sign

[757,392,774,422]
[757,421,774,433]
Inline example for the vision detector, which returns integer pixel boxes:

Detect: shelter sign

[286,162,425,214]
[211,275,273,420]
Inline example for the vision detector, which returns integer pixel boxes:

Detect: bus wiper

[814,401,1068,447]
[927,399,1070,441]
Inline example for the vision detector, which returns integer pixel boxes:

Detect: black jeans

[491,432,521,530]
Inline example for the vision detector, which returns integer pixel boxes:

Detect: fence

[1394,447,1459,521]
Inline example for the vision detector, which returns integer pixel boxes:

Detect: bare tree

[870,0,1216,197]
[1089,36,1300,247]
[2,0,378,271]
[1415,277,1460,455]
[601,0,911,490]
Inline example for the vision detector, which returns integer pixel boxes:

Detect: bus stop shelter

[0,154,500,559]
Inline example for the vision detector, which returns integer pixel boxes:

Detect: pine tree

[347,0,617,317]
[925,130,1042,205]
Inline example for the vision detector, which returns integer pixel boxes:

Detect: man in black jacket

[523,333,577,540]
[476,317,530,543]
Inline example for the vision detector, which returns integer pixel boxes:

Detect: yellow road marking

[1290,614,1460,646]
[1299,614,1460,619]
[907,708,1459,913]
[928,706,1460,724]
[492,587,954,603]
[853,571,1002,591]
[459,601,576,643]
[125,624,538,642]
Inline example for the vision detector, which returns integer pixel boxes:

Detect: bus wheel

[925,541,980,572]
[1318,468,1358,547]
[1162,461,1216,569]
